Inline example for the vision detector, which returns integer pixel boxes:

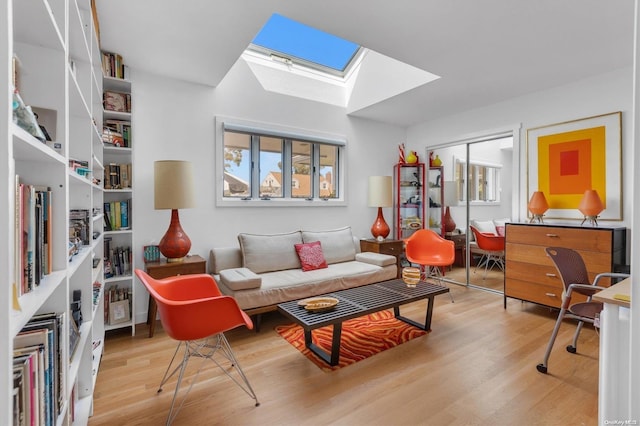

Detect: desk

[593,277,631,423]
[360,239,404,278]
[144,255,206,337]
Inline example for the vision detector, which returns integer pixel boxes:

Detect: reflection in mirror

[430,135,513,293]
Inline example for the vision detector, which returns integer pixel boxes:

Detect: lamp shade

[154,160,196,262]
[154,160,196,210]
[367,176,392,207]
[578,189,604,217]
[528,191,549,215]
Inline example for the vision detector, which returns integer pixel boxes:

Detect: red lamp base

[159,209,191,262]
[443,206,456,233]
[371,207,390,241]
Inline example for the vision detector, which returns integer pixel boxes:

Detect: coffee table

[277,279,450,366]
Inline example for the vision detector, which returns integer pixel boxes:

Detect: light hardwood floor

[90,285,599,426]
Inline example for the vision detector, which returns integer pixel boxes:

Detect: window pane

[291,141,311,198]
[259,136,283,198]
[319,144,337,198]
[223,131,251,198]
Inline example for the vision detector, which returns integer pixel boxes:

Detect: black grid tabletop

[277,279,449,328]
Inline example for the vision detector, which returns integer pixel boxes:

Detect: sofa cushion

[238,231,303,273]
[301,226,356,264]
[294,241,328,272]
[219,268,262,291]
[470,219,498,236]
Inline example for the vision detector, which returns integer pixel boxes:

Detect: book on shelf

[16,181,53,297]
[69,209,91,246]
[103,119,131,147]
[14,312,65,426]
[103,90,131,113]
[103,240,132,278]
[104,163,131,190]
[103,199,131,231]
[101,51,127,79]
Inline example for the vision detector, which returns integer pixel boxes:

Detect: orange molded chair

[535,247,629,374]
[404,229,455,302]
[469,226,505,279]
[135,270,259,425]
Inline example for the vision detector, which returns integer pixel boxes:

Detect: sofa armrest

[356,252,397,267]
[209,247,242,274]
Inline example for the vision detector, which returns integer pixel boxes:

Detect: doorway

[429,132,515,293]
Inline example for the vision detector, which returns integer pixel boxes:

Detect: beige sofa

[209,227,397,317]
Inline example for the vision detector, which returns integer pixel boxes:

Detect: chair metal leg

[425,265,454,303]
[536,306,568,374]
[158,334,260,424]
[567,320,585,353]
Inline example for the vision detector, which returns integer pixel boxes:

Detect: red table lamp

[368,176,393,241]
[578,189,604,226]
[154,160,196,262]
[528,191,549,223]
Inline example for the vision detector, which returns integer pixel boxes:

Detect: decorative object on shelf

[578,189,604,226]
[398,143,406,163]
[154,161,196,262]
[406,150,418,164]
[402,267,421,287]
[368,176,393,241]
[443,181,457,233]
[432,155,442,167]
[528,191,549,223]
[143,245,161,263]
[526,111,621,221]
[429,151,434,166]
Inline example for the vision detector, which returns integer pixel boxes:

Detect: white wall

[406,67,634,228]
[130,59,405,321]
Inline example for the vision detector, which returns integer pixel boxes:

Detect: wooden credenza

[504,223,626,309]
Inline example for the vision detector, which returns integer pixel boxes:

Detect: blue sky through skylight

[252,13,360,72]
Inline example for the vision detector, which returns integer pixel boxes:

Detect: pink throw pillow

[496,226,505,237]
[294,241,328,272]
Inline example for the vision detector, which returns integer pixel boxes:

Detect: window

[219,119,345,206]
[454,157,502,204]
[249,13,361,77]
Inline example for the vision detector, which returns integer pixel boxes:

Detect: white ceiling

[95,0,635,128]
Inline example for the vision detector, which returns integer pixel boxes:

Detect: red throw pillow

[294,241,328,272]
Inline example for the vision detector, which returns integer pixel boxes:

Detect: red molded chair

[535,247,629,374]
[404,229,455,302]
[469,226,505,279]
[135,270,259,424]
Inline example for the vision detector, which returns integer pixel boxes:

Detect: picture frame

[526,111,622,221]
[108,300,130,325]
[143,245,160,263]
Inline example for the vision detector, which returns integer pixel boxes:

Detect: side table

[445,233,466,267]
[144,254,206,337]
[360,238,404,278]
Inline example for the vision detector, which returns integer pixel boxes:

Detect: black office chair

[536,247,629,374]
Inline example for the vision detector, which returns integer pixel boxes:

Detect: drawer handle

[545,273,557,277]
[545,233,559,237]
[545,292,557,297]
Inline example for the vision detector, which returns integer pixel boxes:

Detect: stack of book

[101,51,128,79]
[13,312,66,426]
[103,200,131,231]
[15,179,52,296]
[104,163,132,190]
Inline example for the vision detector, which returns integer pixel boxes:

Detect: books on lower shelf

[104,285,132,325]
[103,200,131,231]
[103,119,131,148]
[13,312,66,426]
[15,178,53,298]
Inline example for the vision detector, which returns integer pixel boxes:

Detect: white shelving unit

[2,0,105,423]
[102,74,135,334]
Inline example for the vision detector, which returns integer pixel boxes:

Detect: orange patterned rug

[275,310,428,371]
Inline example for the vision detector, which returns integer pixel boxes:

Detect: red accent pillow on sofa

[294,241,328,272]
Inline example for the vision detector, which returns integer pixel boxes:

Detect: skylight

[249,13,361,76]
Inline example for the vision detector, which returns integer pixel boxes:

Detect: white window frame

[215,116,347,207]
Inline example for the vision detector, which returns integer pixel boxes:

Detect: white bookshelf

[102,72,135,335]
[2,0,105,423]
